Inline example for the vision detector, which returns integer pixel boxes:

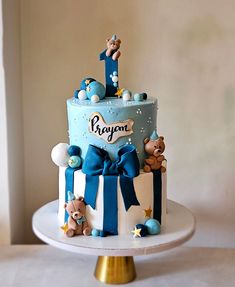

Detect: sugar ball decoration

[86,81,105,101]
[78,90,87,100]
[68,155,82,168]
[144,218,161,235]
[68,145,80,156]
[73,89,79,99]
[51,143,70,167]
[135,224,148,237]
[91,95,100,103]
[122,90,132,101]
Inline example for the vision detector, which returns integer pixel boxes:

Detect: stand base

[94,256,136,284]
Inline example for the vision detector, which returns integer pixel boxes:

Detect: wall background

[5,0,234,245]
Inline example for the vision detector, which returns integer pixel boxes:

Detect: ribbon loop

[82,144,140,234]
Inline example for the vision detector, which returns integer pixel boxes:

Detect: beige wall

[21,0,235,246]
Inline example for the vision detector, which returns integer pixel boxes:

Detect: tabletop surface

[0,245,234,287]
[32,200,196,256]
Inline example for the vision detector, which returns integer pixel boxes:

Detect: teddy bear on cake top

[143,131,166,173]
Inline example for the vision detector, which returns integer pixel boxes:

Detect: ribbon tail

[119,175,140,211]
[65,167,77,223]
[84,175,99,209]
[152,170,162,224]
[103,176,118,235]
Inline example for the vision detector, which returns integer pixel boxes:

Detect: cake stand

[32,200,196,284]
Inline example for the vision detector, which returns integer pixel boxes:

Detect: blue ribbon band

[152,169,162,224]
[65,167,78,222]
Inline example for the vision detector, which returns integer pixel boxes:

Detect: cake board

[32,200,196,284]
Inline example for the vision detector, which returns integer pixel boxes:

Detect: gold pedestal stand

[94,256,136,284]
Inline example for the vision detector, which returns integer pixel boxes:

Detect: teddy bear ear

[64,203,67,209]
[106,38,110,42]
[78,196,84,202]
[116,39,121,44]
[159,136,164,141]
[144,138,150,144]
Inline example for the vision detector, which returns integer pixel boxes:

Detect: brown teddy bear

[64,195,91,237]
[106,35,121,61]
[143,135,166,173]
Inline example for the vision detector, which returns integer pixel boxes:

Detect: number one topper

[100,35,121,97]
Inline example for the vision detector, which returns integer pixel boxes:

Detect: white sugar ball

[78,90,87,100]
[112,75,119,83]
[91,95,100,103]
[51,143,70,167]
[122,92,131,101]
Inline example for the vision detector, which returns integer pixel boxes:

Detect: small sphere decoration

[122,90,132,101]
[91,229,100,237]
[51,143,70,167]
[68,155,82,168]
[144,219,161,235]
[112,75,118,83]
[78,90,87,100]
[135,224,148,237]
[68,145,80,156]
[73,89,79,99]
[134,93,148,101]
[91,95,100,103]
[86,81,105,101]
[80,77,96,90]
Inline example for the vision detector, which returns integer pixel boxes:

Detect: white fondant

[58,168,167,235]
[51,143,69,167]
[89,112,134,144]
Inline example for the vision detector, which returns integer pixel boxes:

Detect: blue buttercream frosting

[67,97,157,167]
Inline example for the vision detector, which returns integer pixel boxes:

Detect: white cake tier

[58,168,167,235]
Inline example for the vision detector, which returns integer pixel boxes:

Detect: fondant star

[115,88,124,98]
[144,207,152,218]
[60,223,69,233]
[85,79,91,85]
[131,227,142,238]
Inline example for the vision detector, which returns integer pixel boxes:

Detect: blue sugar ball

[136,224,148,237]
[86,81,105,100]
[91,229,100,237]
[68,155,82,168]
[80,77,96,90]
[68,145,80,156]
[99,230,107,237]
[144,219,161,235]
[74,89,79,98]
[134,93,141,101]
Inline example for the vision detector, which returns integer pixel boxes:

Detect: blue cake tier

[67,97,158,167]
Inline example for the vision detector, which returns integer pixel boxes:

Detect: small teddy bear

[105,35,121,61]
[64,194,91,237]
[143,133,166,173]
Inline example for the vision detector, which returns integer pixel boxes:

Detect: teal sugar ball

[68,155,82,168]
[68,145,80,156]
[135,224,148,237]
[144,219,161,235]
[91,229,100,237]
[86,81,105,100]
[80,78,96,90]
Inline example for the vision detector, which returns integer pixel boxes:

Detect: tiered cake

[51,35,167,237]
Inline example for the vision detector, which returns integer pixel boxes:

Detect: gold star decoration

[144,207,152,218]
[115,88,125,98]
[85,79,91,85]
[60,223,69,234]
[131,226,142,238]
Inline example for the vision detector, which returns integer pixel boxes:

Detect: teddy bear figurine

[105,35,121,61]
[64,193,91,237]
[143,131,166,173]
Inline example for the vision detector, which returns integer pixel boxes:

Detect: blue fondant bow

[82,144,140,235]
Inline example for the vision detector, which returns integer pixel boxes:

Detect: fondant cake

[51,35,167,238]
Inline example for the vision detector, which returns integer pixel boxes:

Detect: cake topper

[100,35,121,97]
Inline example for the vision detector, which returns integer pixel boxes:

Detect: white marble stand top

[32,200,196,256]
